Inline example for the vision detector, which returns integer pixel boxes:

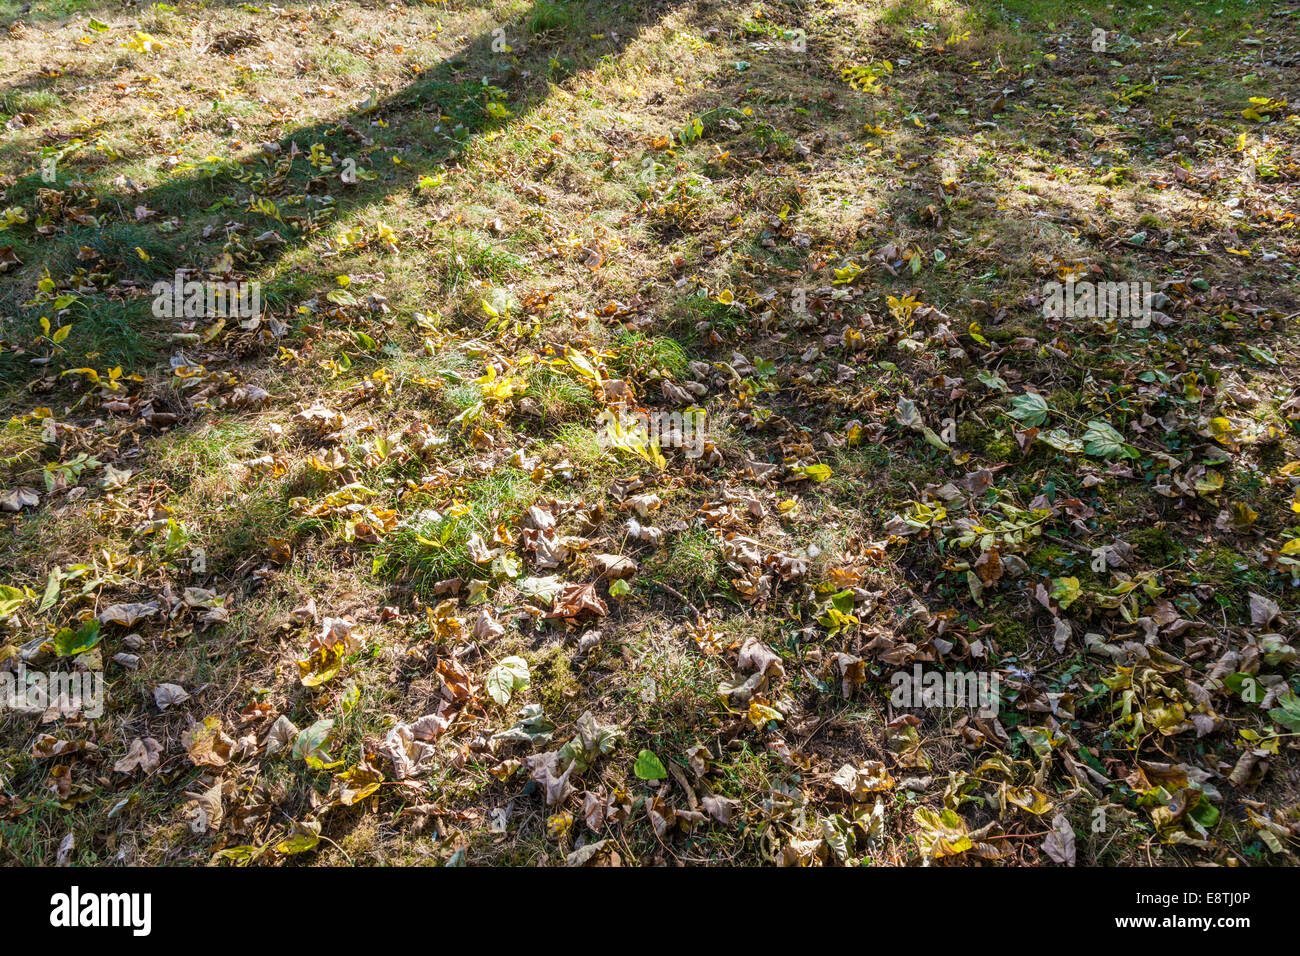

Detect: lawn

[1,0,1298,866]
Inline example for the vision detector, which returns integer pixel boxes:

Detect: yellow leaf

[296,642,344,687]
[747,700,783,727]
[335,763,384,805]
[1208,417,1237,447]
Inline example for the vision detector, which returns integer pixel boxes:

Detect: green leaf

[211,845,265,865]
[912,806,973,858]
[38,568,62,613]
[895,397,922,429]
[918,425,951,451]
[325,288,358,306]
[53,619,101,657]
[634,749,667,780]
[518,575,563,606]
[1037,428,1083,454]
[1268,690,1300,732]
[486,656,530,706]
[1008,392,1050,427]
[490,552,522,579]
[1018,725,1060,759]
[1082,420,1136,459]
[1194,470,1224,495]
[1187,793,1220,832]
[292,719,342,770]
[1223,672,1262,704]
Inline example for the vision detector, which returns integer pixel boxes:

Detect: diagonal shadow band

[6,1,688,316]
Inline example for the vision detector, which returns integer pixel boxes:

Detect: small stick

[646,579,701,621]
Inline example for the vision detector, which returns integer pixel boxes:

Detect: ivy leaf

[977,370,1009,393]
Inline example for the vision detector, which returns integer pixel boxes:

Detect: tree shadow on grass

[0,1,687,369]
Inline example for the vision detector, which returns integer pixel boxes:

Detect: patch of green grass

[383,511,476,589]
[48,222,183,281]
[317,47,368,78]
[0,0,103,21]
[608,329,691,380]
[647,528,719,595]
[529,0,587,35]
[548,423,609,472]
[200,478,299,566]
[0,88,63,115]
[153,419,261,478]
[437,231,526,295]
[0,296,162,384]
[382,469,534,589]
[666,293,743,345]
[463,469,535,523]
[524,364,594,426]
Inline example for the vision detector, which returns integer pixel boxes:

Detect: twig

[646,580,701,621]
[984,830,1052,840]
[1043,532,1093,556]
